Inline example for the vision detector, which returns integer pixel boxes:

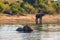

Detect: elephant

[36,11,47,24]
[16,25,33,33]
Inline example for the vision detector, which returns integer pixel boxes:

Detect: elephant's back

[36,13,42,18]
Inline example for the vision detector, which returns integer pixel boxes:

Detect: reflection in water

[0,24,60,40]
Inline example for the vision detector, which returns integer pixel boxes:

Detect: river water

[0,24,60,40]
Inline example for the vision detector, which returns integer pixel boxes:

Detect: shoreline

[0,19,60,24]
[0,14,60,24]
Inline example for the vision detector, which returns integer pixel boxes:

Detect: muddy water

[0,24,60,40]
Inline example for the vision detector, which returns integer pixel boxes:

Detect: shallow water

[0,24,60,40]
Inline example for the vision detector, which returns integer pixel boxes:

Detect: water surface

[0,24,60,40]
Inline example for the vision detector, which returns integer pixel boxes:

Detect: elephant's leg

[40,17,42,27]
[36,18,38,24]
[39,17,42,25]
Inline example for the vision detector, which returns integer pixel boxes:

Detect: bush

[23,2,35,13]
[0,5,3,12]
[53,2,60,14]
[3,1,9,4]
[3,10,11,14]
[0,2,10,13]
[0,0,60,15]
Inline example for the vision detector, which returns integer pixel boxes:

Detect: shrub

[0,5,3,12]
[23,2,35,13]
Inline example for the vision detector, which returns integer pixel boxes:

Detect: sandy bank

[0,14,60,24]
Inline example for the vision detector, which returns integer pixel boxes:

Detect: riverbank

[0,14,60,24]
